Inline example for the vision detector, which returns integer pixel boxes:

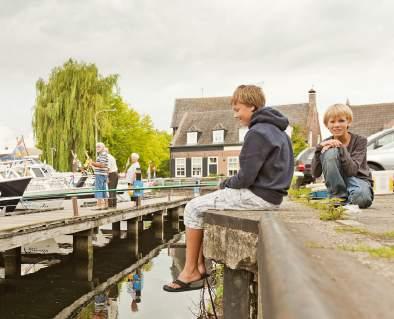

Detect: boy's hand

[320,139,342,153]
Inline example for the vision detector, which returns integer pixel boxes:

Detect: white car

[367,141,394,170]
[367,128,394,151]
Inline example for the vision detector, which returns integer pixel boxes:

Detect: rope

[205,278,218,319]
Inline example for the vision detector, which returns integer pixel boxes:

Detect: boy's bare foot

[198,263,207,277]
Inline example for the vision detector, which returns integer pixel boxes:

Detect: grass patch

[335,226,394,240]
[379,231,394,240]
[289,187,345,221]
[338,244,394,258]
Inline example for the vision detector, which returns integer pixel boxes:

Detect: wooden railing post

[72,196,79,216]
[4,247,21,279]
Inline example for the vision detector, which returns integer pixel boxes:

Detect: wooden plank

[0,197,190,252]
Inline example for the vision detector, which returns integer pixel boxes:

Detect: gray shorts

[184,188,279,229]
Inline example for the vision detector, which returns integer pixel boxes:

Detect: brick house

[169,89,321,178]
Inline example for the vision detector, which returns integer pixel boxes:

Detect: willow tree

[33,59,118,171]
[291,124,308,157]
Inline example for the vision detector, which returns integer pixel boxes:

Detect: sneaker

[343,204,361,213]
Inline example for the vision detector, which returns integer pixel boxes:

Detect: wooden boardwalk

[0,196,189,252]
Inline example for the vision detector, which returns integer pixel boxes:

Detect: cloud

[0,0,394,136]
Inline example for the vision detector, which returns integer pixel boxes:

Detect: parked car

[294,147,316,186]
[367,128,394,151]
[367,141,394,170]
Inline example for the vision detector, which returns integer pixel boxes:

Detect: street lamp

[94,108,116,146]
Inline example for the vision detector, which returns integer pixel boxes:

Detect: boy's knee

[321,148,339,161]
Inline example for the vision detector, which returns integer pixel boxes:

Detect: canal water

[0,221,201,318]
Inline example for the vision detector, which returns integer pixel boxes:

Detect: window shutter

[171,158,175,177]
[202,158,208,177]
[186,158,191,177]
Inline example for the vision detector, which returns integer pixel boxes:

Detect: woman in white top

[126,153,141,204]
[126,153,140,184]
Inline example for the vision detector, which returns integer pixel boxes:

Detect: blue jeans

[320,148,373,208]
[95,174,108,199]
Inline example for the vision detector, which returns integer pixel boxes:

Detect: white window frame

[208,156,218,176]
[227,156,239,176]
[212,130,224,144]
[175,158,186,177]
[187,132,198,145]
[191,157,203,177]
[238,127,248,143]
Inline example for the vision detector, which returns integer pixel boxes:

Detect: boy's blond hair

[323,103,353,126]
[231,85,265,110]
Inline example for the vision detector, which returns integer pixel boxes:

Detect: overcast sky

[1,0,394,148]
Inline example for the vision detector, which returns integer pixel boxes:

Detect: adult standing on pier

[106,147,119,208]
[90,142,109,210]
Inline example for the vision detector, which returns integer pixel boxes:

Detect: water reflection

[0,218,201,318]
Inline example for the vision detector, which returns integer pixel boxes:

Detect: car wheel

[368,163,383,171]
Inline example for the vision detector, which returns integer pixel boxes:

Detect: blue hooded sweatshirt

[221,107,294,205]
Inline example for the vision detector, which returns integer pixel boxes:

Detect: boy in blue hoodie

[163,84,294,292]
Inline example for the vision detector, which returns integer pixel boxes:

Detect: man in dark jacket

[163,84,294,292]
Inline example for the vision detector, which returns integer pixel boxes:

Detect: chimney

[308,87,316,106]
[306,87,320,146]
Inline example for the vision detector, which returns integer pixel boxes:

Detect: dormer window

[187,132,198,145]
[238,127,248,143]
[212,130,224,144]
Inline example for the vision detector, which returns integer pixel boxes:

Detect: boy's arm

[221,130,270,189]
[339,137,367,176]
[311,144,323,178]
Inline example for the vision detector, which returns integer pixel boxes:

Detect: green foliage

[291,124,308,157]
[32,59,171,175]
[338,244,394,259]
[100,96,171,177]
[317,199,345,221]
[33,59,118,171]
[335,226,394,240]
[289,187,345,221]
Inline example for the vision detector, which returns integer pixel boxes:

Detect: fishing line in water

[205,278,218,319]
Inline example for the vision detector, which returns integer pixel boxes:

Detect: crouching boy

[312,103,373,208]
[163,84,294,292]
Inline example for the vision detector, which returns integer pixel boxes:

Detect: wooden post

[138,216,144,232]
[152,210,164,241]
[73,229,93,281]
[168,207,180,231]
[72,196,79,216]
[4,247,21,279]
[223,266,252,319]
[127,218,139,257]
[112,221,121,240]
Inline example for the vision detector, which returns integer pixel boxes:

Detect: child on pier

[311,103,373,208]
[163,84,294,292]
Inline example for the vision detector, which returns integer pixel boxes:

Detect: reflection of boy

[312,103,373,208]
